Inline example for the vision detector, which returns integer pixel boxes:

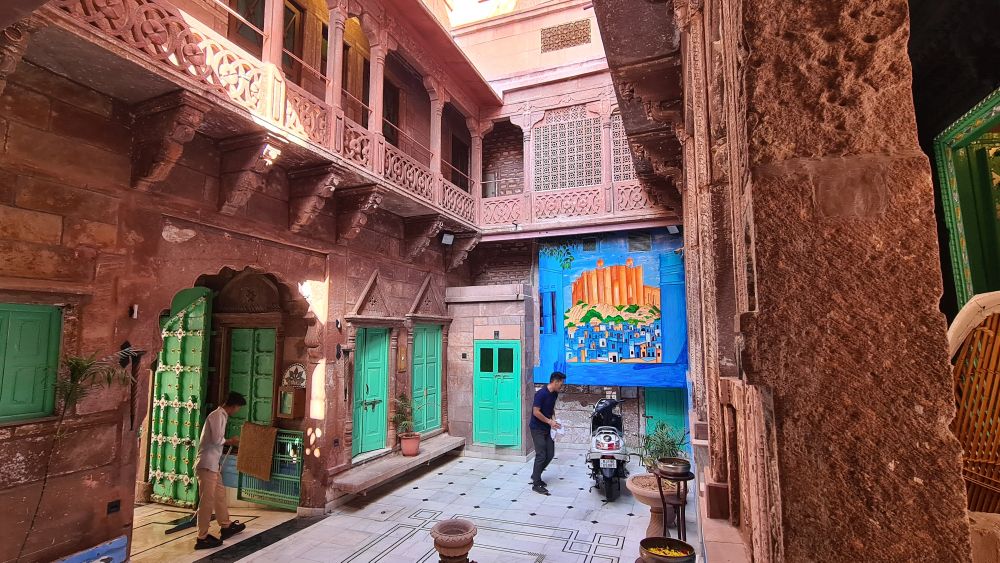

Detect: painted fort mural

[535,229,688,387]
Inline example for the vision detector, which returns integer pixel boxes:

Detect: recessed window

[0,304,62,423]
[627,233,652,252]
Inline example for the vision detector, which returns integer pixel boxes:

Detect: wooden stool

[653,469,695,541]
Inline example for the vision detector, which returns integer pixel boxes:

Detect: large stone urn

[430,519,478,563]
[626,474,677,537]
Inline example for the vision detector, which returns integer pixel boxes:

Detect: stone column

[425,77,447,174]
[261,0,284,67]
[737,0,972,560]
[467,117,482,196]
[367,43,386,134]
[325,7,346,109]
[601,117,613,211]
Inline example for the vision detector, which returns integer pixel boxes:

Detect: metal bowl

[639,537,696,562]
[655,457,691,478]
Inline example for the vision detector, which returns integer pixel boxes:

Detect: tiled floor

[237,444,704,562]
[130,503,297,562]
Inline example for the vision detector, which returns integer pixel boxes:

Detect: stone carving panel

[383,143,434,201]
[340,118,371,168]
[284,82,330,146]
[481,195,525,225]
[533,187,603,220]
[441,180,476,223]
[614,183,656,212]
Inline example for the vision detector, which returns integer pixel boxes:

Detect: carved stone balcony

[38,0,483,233]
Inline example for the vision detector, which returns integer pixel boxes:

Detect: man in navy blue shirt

[530,371,566,494]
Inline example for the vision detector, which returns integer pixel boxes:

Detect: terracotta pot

[431,518,477,562]
[399,432,421,456]
[626,474,677,537]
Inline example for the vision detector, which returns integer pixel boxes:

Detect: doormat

[237,423,278,481]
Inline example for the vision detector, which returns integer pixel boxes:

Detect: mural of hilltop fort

[565,258,662,364]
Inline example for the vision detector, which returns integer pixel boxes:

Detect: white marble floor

[236,445,704,563]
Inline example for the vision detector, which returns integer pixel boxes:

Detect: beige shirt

[194,407,228,472]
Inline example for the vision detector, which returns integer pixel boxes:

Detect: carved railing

[284,80,330,146]
[481,194,526,225]
[383,143,435,202]
[341,118,371,169]
[613,182,657,213]
[442,180,476,223]
[533,186,604,220]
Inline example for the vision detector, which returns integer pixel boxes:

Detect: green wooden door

[473,340,521,447]
[226,328,276,438]
[149,288,212,508]
[353,328,388,456]
[0,304,61,423]
[412,325,442,433]
[644,387,687,435]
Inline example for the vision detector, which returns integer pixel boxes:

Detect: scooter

[585,398,630,501]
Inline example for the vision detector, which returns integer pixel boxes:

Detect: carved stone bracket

[288,164,342,234]
[446,234,481,272]
[403,216,444,262]
[131,91,212,191]
[0,19,38,97]
[218,133,285,216]
[337,187,384,241]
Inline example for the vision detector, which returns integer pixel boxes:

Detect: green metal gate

[237,429,304,510]
[148,288,212,507]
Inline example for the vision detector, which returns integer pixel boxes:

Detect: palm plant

[392,393,416,436]
[17,347,140,561]
[639,421,690,469]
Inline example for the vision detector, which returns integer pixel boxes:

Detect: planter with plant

[626,422,691,536]
[393,393,421,456]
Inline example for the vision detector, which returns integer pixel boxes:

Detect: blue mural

[534,229,688,387]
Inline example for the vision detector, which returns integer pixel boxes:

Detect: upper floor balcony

[27,0,677,240]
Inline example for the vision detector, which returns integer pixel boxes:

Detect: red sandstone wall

[0,60,469,560]
[482,120,524,196]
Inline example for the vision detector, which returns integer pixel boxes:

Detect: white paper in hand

[550,418,567,440]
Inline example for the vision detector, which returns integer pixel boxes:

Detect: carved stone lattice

[441,181,476,223]
[285,82,330,145]
[351,270,393,317]
[447,234,480,272]
[403,218,444,262]
[533,106,602,191]
[288,165,340,234]
[131,91,211,191]
[540,19,591,53]
[533,187,603,219]
[481,195,524,225]
[383,143,434,201]
[615,183,656,212]
[0,19,36,97]
[611,113,637,183]
[409,274,447,317]
[341,118,371,168]
[338,189,384,241]
[219,134,284,216]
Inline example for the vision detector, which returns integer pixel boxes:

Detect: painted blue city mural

[534,229,688,387]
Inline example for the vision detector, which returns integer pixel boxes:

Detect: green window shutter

[0,304,61,422]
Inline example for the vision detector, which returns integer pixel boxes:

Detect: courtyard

[129,446,745,563]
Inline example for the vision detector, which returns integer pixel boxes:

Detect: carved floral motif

[533,187,603,220]
[441,180,476,223]
[285,82,330,145]
[481,195,525,225]
[383,143,434,202]
[341,118,371,168]
[614,183,656,212]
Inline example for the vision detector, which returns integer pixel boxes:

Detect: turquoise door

[412,325,442,433]
[644,387,687,435]
[353,328,389,456]
[473,340,521,447]
[226,328,276,438]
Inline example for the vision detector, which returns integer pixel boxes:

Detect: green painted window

[0,304,61,423]
[644,387,687,436]
[473,340,521,447]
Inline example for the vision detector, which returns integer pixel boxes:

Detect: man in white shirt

[194,392,246,549]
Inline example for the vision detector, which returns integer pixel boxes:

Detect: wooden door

[473,340,521,447]
[644,387,687,435]
[226,327,276,438]
[353,328,389,456]
[412,325,442,433]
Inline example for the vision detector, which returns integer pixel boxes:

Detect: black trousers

[530,426,555,485]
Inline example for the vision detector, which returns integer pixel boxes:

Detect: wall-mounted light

[666,225,680,234]
[335,319,342,331]
[441,232,455,245]
[128,305,139,319]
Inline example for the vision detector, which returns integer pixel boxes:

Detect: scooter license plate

[599,458,617,469]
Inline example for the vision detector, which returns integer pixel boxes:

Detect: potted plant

[640,421,690,471]
[393,393,421,456]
